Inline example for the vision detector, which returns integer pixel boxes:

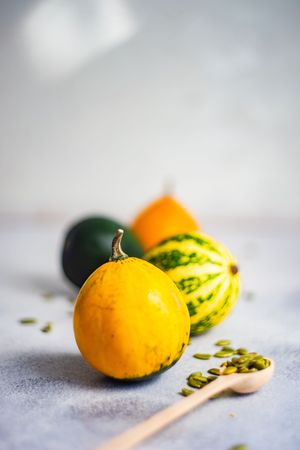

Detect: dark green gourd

[62,217,143,287]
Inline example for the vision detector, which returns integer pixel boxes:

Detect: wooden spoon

[96,359,274,450]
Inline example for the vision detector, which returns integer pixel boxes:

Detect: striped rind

[145,232,240,334]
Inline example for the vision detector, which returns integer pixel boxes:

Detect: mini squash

[73,229,190,380]
[131,195,199,251]
[145,232,240,335]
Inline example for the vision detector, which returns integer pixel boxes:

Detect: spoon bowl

[230,358,275,394]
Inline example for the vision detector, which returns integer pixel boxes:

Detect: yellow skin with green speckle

[145,232,240,335]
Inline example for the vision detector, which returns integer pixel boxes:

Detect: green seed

[222,346,235,352]
[197,376,209,383]
[19,318,37,325]
[193,353,212,360]
[228,445,248,450]
[238,367,250,373]
[41,292,54,300]
[187,378,202,389]
[236,348,248,355]
[215,339,231,346]
[264,358,271,367]
[253,359,266,370]
[208,368,220,376]
[214,350,235,358]
[223,366,238,375]
[237,356,249,364]
[210,393,222,399]
[41,322,52,333]
[187,373,208,383]
[187,372,202,380]
[248,367,258,372]
[207,375,218,382]
[179,388,194,397]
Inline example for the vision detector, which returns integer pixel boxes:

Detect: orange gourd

[131,195,199,251]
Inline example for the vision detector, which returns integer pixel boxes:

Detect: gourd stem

[110,229,128,261]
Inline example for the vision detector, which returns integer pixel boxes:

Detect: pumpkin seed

[228,445,248,450]
[264,358,271,367]
[188,373,206,382]
[41,322,52,333]
[187,371,202,379]
[223,366,238,375]
[237,356,250,364]
[214,350,235,358]
[179,388,194,397]
[19,318,37,325]
[236,348,248,355]
[253,359,266,370]
[215,339,231,346]
[187,378,202,389]
[207,375,218,381]
[208,368,220,376]
[238,367,250,373]
[41,292,54,300]
[222,346,235,352]
[193,353,211,360]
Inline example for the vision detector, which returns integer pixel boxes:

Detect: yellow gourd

[73,229,190,380]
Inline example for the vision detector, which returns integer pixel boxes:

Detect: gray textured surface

[0,221,300,450]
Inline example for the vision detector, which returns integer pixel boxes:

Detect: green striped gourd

[145,232,240,335]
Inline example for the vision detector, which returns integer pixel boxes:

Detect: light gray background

[1,0,300,221]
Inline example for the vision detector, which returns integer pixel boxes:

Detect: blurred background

[1,0,300,227]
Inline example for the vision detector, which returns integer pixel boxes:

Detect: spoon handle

[96,375,240,450]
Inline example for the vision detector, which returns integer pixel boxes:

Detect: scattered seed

[229,412,236,417]
[228,445,248,450]
[41,292,54,300]
[193,353,211,360]
[187,339,192,345]
[215,339,231,346]
[179,388,194,397]
[245,291,255,301]
[187,372,202,379]
[41,322,52,333]
[215,350,235,358]
[207,375,218,382]
[237,356,249,364]
[210,393,222,399]
[208,368,220,376]
[19,318,37,325]
[236,348,248,355]
[222,346,235,352]
[187,378,202,389]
